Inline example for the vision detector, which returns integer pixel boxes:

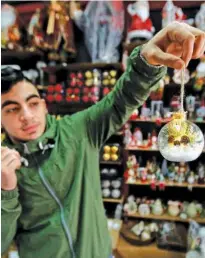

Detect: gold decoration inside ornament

[158,69,204,162]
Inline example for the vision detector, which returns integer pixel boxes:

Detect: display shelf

[47,103,94,114]
[126,180,205,188]
[2,49,43,64]
[115,131,123,136]
[125,212,205,224]
[43,62,123,73]
[103,196,124,204]
[125,146,205,153]
[125,146,159,151]
[129,118,205,124]
[100,160,122,165]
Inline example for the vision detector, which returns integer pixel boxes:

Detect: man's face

[1,81,47,142]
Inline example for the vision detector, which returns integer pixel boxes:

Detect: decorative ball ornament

[158,69,204,162]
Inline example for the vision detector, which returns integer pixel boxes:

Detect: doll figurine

[45,0,76,60]
[126,0,155,42]
[27,8,45,50]
[1,4,22,50]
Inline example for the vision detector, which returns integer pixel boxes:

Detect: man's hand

[141,22,205,69]
[1,147,21,191]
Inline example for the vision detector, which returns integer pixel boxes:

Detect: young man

[1,22,205,258]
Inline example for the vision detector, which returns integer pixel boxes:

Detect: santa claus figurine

[162,0,193,28]
[195,3,205,31]
[126,0,155,42]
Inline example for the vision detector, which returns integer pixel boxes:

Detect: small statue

[195,3,205,31]
[162,0,193,28]
[192,55,205,92]
[197,163,205,184]
[45,0,77,61]
[133,127,143,146]
[27,8,45,50]
[125,155,138,183]
[126,0,155,42]
[71,1,124,62]
[1,4,22,50]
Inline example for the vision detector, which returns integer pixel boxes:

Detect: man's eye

[6,107,19,113]
[30,102,39,107]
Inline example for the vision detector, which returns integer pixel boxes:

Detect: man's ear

[41,99,48,114]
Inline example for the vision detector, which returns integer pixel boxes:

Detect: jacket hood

[2,114,57,156]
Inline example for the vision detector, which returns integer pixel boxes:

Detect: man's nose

[19,107,34,121]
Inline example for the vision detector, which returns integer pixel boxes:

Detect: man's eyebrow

[1,100,19,109]
[26,94,40,102]
[1,94,40,109]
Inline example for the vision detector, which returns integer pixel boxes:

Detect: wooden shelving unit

[126,180,205,188]
[103,196,124,204]
[125,146,159,151]
[100,160,122,165]
[125,212,205,224]
[125,146,205,153]
[43,62,123,73]
[129,118,205,124]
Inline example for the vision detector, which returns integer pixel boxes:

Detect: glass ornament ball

[158,118,204,162]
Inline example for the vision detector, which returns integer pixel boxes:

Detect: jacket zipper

[23,143,76,258]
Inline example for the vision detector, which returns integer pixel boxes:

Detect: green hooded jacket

[1,47,166,258]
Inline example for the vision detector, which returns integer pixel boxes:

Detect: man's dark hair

[1,66,32,94]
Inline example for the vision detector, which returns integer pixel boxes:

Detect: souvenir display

[124,196,205,220]
[27,8,45,50]
[157,222,187,252]
[123,196,138,215]
[151,199,164,216]
[197,163,205,184]
[158,69,204,162]
[162,0,193,28]
[101,144,121,162]
[126,0,155,42]
[121,220,158,246]
[102,69,119,97]
[100,168,118,178]
[2,2,205,256]
[1,4,22,50]
[192,55,205,92]
[36,61,47,86]
[71,1,124,62]
[195,3,205,31]
[101,177,122,199]
[124,155,139,183]
[186,95,196,120]
[186,221,205,258]
[149,77,168,101]
[46,0,76,60]
[168,201,181,217]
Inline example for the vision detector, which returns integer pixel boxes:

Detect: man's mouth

[22,124,39,133]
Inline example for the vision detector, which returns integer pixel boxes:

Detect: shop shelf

[100,160,122,165]
[125,212,205,224]
[43,62,123,73]
[126,180,205,189]
[103,196,124,204]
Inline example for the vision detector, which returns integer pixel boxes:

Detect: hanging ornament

[158,69,204,162]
